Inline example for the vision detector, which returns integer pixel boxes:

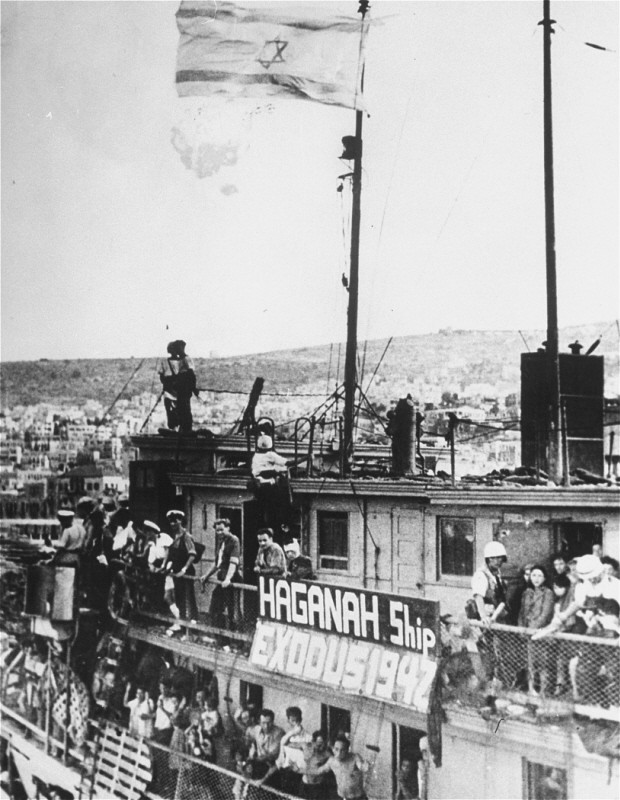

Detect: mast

[343,0,369,474]
[541,0,563,483]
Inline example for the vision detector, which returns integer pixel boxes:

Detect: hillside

[1,322,618,410]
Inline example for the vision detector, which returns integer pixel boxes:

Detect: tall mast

[541,0,563,483]
[343,0,369,474]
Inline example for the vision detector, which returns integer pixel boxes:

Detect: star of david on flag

[176,1,367,109]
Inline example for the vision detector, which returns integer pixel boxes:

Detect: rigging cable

[98,358,145,427]
[363,336,393,397]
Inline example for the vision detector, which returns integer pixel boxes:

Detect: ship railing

[139,727,299,800]
[441,618,619,722]
[111,566,260,649]
[0,702,297,800]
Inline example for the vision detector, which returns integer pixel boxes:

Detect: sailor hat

[57,509,75,519]
[143,520,161,534]
[574,554,604,581]
[166,509,185,520]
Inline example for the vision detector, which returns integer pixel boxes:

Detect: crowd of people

[465,539,619,702]
[115,663,383,800]
[45,488,315,643]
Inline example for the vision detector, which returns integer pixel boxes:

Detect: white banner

[250,620,437,714]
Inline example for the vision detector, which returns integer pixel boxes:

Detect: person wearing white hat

[251,435,289,483]
[551,554,620,631]
[251,435,294,531]
[470,541,509,626]
[55,509,86,565]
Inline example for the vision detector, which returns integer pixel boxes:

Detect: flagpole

[541,0,563,484]
[343,0,369,475]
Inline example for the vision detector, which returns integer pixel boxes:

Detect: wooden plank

[92,724,152,800]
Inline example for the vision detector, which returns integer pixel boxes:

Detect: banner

[250,620,437,713]
[176,1,366,109]
[251,578,441,713]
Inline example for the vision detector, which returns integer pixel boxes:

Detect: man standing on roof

[251,434,289,483]
[201,518,240,632]
[159,340,196,434]
[251,434,293,529]
[162,510,198,634]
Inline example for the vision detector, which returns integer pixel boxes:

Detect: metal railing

[441,619,619,721]
[109,563,260,649]
[1,702,296,800]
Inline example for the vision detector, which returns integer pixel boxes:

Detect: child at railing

[518,565,554,695]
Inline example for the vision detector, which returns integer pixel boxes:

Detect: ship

[1,2,618,800]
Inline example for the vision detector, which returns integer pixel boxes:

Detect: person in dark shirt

[284,540,314,581]
[201,518,240,631]
[162,510,198,631]
[159,340,196,434]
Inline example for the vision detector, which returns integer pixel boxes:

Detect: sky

[1,0,618,362]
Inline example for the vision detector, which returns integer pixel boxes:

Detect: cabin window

[318,511,349,571]
[523,761,567,800]
[321,704,350,743]
[239,680,262,711]
[438,517,474,577]
[553,521,602,559]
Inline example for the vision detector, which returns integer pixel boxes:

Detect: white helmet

[484,541,507,560]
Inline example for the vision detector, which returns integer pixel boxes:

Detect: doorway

[392,723,426,799]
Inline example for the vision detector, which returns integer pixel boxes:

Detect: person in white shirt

[251,435,289,484]
[124,682,154,738]
[276,706,312,795]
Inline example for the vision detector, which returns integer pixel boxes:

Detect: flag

[176,1,366,109]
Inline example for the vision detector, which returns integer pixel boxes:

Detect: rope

[98,358,145,426]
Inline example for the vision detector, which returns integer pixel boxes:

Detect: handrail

[465,618,620,647]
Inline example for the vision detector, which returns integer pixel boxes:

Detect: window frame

[523,759,568,800]
[437,516,475,579]
[317,510,349,572]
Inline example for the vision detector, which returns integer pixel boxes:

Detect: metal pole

[542,0,562,483]
[342,0,369,474]
[64,643,71,764]
[343,105,364,474]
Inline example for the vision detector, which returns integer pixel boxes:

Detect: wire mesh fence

[441,619,619,718]
[84,721,297,800]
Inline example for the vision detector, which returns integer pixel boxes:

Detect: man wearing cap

[201,518,240,631]
[159,340,196,434]
[55,509,87,565]
[137,521,177,618]
[162,510,198,632]
[254,529,286,578]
